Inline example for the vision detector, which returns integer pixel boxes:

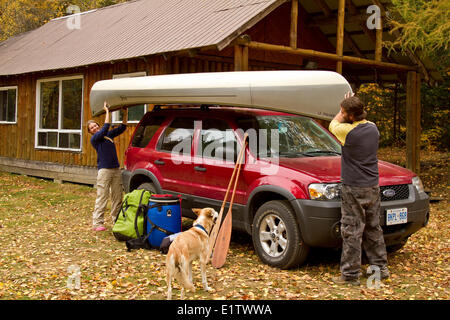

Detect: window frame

[0,85,18,124]
[111,71,148,124]
[35,75,84,152]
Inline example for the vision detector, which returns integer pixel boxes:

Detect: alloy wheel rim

[259,213,288,258]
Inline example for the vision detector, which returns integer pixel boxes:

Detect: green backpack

[113,189,152,241]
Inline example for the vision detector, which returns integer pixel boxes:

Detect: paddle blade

[211,211,232,268]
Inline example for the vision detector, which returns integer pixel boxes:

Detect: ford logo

[383,189,396,197]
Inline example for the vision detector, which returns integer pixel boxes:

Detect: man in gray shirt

[329,93,389,285]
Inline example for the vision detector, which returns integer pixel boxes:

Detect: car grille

[380,184,410,202]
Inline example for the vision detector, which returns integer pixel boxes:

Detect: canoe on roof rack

[89,70,352,120]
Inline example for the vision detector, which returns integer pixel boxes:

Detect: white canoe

[89,70,352,120]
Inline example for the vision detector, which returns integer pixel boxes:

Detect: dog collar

[194,224,208,236]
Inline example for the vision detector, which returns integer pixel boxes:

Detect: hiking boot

[380,268,390,280]
[366,266,390,280]
[332,275,360,286]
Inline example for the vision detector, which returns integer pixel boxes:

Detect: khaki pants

[92,168,123,228]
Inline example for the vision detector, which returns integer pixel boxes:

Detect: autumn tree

[0,0,127,42]
[358,0,450,151]
[385,0,450,70]
[0,0,63,41]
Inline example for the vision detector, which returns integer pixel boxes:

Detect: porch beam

[243,41,416,72]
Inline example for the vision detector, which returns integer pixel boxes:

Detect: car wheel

[252,200,309,269]
[136,182,157,194]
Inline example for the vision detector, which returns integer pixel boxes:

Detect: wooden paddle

[208,133,248,260]
[211,134,248,268]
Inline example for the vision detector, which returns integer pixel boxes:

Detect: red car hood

[278,156,414,185]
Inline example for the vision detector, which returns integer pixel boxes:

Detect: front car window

[238,115,341,158]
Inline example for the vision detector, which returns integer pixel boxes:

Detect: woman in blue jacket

[87,102,127,231]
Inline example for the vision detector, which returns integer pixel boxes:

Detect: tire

[252,200,309,269]
[136,182,157,194]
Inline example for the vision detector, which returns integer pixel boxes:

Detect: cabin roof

[0,0,440,83]
[0,0,285,76]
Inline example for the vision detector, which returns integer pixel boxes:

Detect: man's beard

[343,114,353,123]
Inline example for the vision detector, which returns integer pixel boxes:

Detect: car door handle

[154,159,165,165]
[194,166,207,172]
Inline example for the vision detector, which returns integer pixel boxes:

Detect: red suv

[122,106,429,269]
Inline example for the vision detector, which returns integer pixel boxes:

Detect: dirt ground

[0,147,448,300]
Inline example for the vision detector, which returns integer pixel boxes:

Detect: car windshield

[250,116,341,158]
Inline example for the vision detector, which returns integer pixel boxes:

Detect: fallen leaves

[0,148,449,300]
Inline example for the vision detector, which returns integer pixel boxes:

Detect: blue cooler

[146,194,182,248]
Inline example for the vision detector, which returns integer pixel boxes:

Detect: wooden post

[173,57,180,74]
[415,73,421,174]
[375,17,383,61]
[234,45,248,71]
[290,0,298,49]
[393,83,398,141]
[234,45,243,71]
[336,0,346,74]
[406,71,420,173]
[406,71,415,172]
[242,46,249,71]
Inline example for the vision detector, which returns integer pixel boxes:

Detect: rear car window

[198,118,237,161]
[131,115,165,148]
[157,117,195,154]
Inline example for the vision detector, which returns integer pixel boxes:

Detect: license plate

[386,208,408,226]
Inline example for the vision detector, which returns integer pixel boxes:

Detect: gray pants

[340,184,388,280]
[92,168,123,228]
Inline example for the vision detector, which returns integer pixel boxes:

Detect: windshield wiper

[262,150,340,158]
[278,151,315,158]
[302,150,341,156]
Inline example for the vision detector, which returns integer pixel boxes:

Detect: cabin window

[111,72,148,123]
[36,76,83,151]
[0,86,17,123]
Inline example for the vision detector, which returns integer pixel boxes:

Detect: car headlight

[412,176,425,194]
[308,183,341,200]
